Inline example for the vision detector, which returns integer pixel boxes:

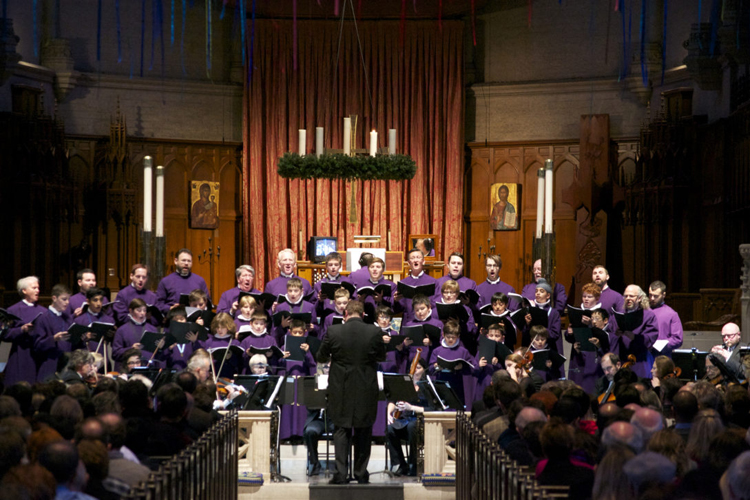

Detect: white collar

[486,277,500,285]
[416,310,433,321]
[237,314,252,321]
[534,299,551,308]
[284,295,303,306]
[439,299,459,305]
[369,278,382,285]
[280,272,294,279]
[128,314,146,326]
[48,306,62,317]
[326,274,340,281]
[250,329,268,337]
[22,299,35,307]
[581,303,602,310]
[441,338,459,349]
[214,333,232,340]
[409,270,425,278]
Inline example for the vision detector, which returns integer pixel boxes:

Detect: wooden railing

[455,412,569,500]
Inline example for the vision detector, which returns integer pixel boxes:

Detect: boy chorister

[113,298,163,371]
[34,284,73,382]
[319,288,349,341]
[272,278,317,342]
[240,312,280,373]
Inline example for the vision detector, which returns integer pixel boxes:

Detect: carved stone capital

[0,19,22,87]
[683,23,723,91]
[40,38,79,102]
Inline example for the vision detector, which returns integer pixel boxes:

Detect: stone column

[740,244,750,341]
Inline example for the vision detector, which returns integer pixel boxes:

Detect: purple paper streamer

[334,0,339,16]
[293,0,297,71]
[150,0,156,70]
[97,0,102,61]
[33,0,38,57]
[171,0,175,45]
[640,0,647,87]
[240,0,246,65]
[661,0,667,84]
[221,0,227,19]
[413,0,417,13]
[116,0,122,62]
[709,0,720,56]
[248,0,255,81]
[140,0,145,76]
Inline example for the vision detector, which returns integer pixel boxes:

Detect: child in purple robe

[376,306,408,373]
[319,288,349,341]
[202,312,243,379]
[234,295,259,340]
[239,312,280,374]
[434,279,477,354]
[72,287,115,355]
[272,278,317,342]
[34,284,73,382]
[278,320,316,376]
[403,295,444,364]
[164,306,201,371]
[112,298,164,371]
[428,320,475,408]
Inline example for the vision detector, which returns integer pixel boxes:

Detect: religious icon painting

[490,183,520,231]
[190,181,220,229]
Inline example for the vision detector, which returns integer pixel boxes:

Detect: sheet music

[377,371,384,391]
[317,374,329,390]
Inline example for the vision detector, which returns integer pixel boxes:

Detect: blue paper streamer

[33,0,38,57]
[640,0,647,87]
[709,0,720,56]
[116,0,122,63]
[248,0,256,81]
[156,0,165,76]
[181,0,187,75]
[240,0,246,66]
[619,0,627,80]
[171,0,175,45]
[661,0,667,84]
[97,0,102,61]
[221,0,227,19]
[150,0,156,70]
[140,0,145,76]
[2,0,7,20]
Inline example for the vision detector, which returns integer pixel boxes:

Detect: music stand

[418,375,464,411]
[375,373,420,477]
[297,376,334,477]
[672,348,708,381]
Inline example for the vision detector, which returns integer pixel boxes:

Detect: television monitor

[308,236,337,263]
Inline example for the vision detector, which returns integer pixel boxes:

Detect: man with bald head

[711,322,745,380]
[601,421,643,453]
[521,259,567,315]
[610,285,659,378]
[216,265,261,315]
[630,407,663,443]
[264,248,313,298]
[670,390,698,442]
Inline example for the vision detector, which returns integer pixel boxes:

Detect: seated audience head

[539,419,574,461]
[0,430,26,480]
[155,383,188,422]
[689,380,723,412]
[50,395,84,440]
[515,406,547,434]
[37,440,86,489]
[721,451,750,500]
[77,439,109,486]
[614,382,641,408]
[593,445,636,500]
[647,429,691,477]
[0,464,56,499]
[602,421,643,453]
[707,429,750,473]
[630,407,664,443]
[175,371,198,394]
[530,391,558,415]
[686,408,725,464]
[0,396,21,420]
[622,451,676,496]
[671,388,699,424]
[494,380,522,411]
[91,391,121,416]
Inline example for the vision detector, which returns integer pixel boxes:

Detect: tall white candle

[143,156,153,232]
[536,168,545,239]
[388,129,396,155]
[298,129,306,156]
[544,159,554,234]
[316,127,324,157]
[343,118,351,156]
[155,166,164,237]
[369,130,378,157]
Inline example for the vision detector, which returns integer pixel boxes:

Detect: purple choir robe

[428,342,476,410]
[346,267,373,289]
[319,311,345,341]
[564,305,603,394]
[155,272,210,315]
[650,303,683,357]
[600,287,625,314]
[112,319,162,370]
[272,299,318,343]
[379,328,409,373]
[473,349,504,403]
[112,285,158,326]
[165,330,201,371]
[73,311,115,354]
[609,308,660,378]
[311,274,346,317]
[521,282,568,315]
[216,287,261,315]
[353,278,396,317]
[403,314,445,364]
[278,337,316,376]
[433,275,478,301]
[476,279,517,311]
[239,332,279,373]
[33,308,73,382]
[4,301,47,385]
[201,335,243,378]
[395,272,438,324]
[264,274,313,299]
[234,316,254,336]
[432,300,478,354]
[523,302,563,354]
[67,292,109,317]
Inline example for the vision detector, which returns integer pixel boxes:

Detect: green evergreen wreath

[277,152,417,181]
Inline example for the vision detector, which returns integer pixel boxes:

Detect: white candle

[143,156,153,232]
[536,168,545,239]
[544,159,554,234]
[388,129,396,155]
[369,130,377,157]
[155,166,164,237]
[343,118,351,156]
[316,127,324,157]
[298,129,306,156]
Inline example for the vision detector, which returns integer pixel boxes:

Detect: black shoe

[357,479,370,484]
[310,463,322,476]
[393,465,408,477]
[329,476,348,485]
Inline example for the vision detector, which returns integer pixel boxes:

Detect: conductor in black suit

[317,300,386,484]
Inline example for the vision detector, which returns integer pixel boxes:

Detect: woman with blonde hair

[592,444,637,500]
[686,408,725,466]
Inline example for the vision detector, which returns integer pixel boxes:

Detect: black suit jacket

[317,316,385,428]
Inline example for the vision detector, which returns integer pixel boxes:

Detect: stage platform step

[309,483,404,500]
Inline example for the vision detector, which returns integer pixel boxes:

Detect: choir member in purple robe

[428,320,475,408]
[394,248,437,323]
[593,265,625,314]
[272,278,318,342]
[112,298,164,370]
[278,320,317,376]
[353,257,396,321]
[473,322,507,400]
[402,295,444,364]
[476,254,517,311]
[239,312,280,373]
[522,279,562,355]
[375,306,408,373]
[234,295,259,338]
[4,276,46,385]
[264,248,313,299]
[155,249,210,315]
[527,326,562,381]
[564,283,604,394]
[164,307,201,371]
[521,259,568,315]
[434,279,477,354]
[434,252,478,303]
[72,287,115,354]
[68,269,109,318]
[201,313,243,379]
[113,264,158,326]
[33,284,73,382]
[610,285,660,379]
[312,252,346,319]
[345,252,375,289]
[319,289,349,341]
[216,265,261,316]
[648,281,683,357]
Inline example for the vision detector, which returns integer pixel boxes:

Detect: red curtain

[242,19,464,286]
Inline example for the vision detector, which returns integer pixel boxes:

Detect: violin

[215,377,247,398]
[519,349,534,374]
[394,348,422,420]
[663,367,682,380]
[597,354,636,405]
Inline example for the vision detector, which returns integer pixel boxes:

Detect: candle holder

[532,232,557,292]
[154,235,166,285]
[141,229,154,281]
